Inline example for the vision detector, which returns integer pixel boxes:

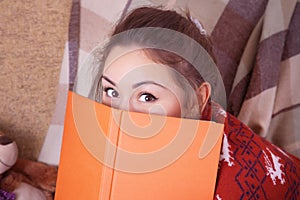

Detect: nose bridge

[112,92,132,111]
[118,98,129,111]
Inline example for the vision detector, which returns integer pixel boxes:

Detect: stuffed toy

[0,131,58,200]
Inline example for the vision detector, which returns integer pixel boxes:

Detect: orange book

[55,92,224,199]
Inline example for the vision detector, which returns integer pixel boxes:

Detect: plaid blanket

[210,0,300,158]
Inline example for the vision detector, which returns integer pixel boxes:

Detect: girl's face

[101,47,192,118]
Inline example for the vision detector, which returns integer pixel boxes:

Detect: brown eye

[138,93,158,102]
[104,87,119,98]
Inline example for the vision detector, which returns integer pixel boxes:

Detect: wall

[0,0,72,160]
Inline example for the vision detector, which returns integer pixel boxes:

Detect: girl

[78,7,300,200]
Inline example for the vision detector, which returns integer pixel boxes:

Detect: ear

[196,82,211,113]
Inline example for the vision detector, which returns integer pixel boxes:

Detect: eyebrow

[101,76,116,86]
[132,81,167,89]
[101,76,167,89]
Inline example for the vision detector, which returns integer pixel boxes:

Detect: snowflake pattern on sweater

[214,113,300,200]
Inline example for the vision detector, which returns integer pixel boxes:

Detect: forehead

[104,47,153,75]
[103,47,178,86]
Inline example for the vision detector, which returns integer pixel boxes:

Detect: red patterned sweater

[209,109,300,200]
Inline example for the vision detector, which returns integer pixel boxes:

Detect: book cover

[55,92,224,199]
